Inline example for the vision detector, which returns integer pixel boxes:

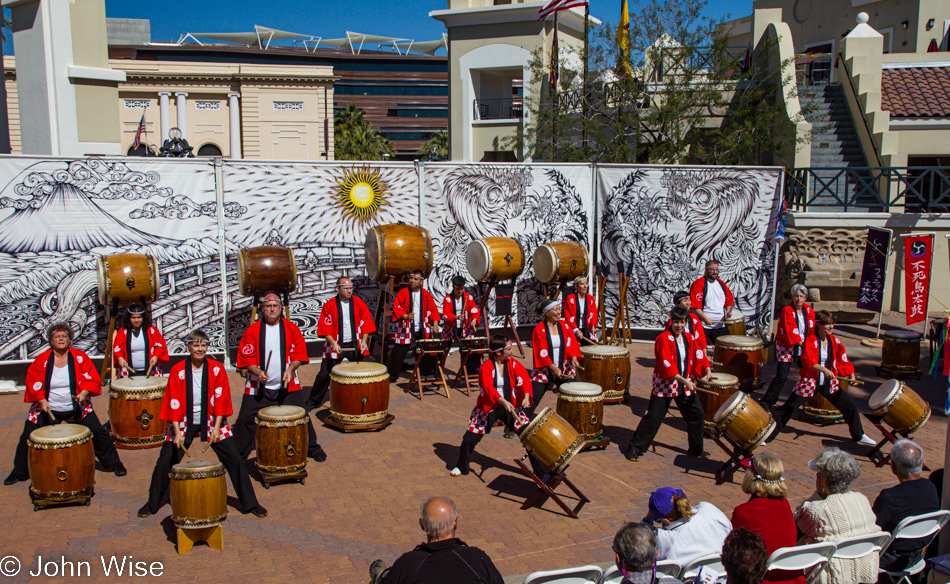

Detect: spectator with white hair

[873,439,940,575]
[612,522,684,584]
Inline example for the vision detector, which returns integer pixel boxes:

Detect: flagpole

[143,107,148,156]
[552,11,558,161]
[582,2,589,152]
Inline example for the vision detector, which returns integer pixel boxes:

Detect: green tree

[334,105,395,161]
[417,131,449,160]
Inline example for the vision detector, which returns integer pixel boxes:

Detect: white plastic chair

[879,510,950,584]
[832,532,891,562]
[523,565,603,584]
[765,541,837,584]
[599,560,682,583]
[679,553,725,583]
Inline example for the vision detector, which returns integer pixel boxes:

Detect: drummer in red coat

[767,311,876,445]
[138,329,266,518]
[5,322,126,485]
[531,298,582,417]
[112,304,169,378]
[234,292,325,462]
[762,284,815,408]
[665,291,707,349]
[690,260,735,346]
[442,275,481,376]
[623,306,710,462]
[386,270,441,383]
[563,275,598,344]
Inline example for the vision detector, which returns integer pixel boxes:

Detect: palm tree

[417,131,449,160]
[334,105,395,161]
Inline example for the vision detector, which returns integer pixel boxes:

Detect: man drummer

[442,275,481,376]
[387,270,441,383]
[623,306,710,462]
[667,291,707,349]
[234,292,326,463]
[690,260,734,346]
[138,329,267,518]
[563,275,598,344]
[308,277,376,412]
[766,311,876,446]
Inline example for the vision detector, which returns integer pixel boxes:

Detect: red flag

[928,38,939,52]
[903,234,933,325]
[132,113,146,150]
[539,0,588,21]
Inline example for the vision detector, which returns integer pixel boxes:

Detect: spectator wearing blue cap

[645,487,731,565]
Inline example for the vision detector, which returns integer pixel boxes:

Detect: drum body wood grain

[881,330,922,374]
[519,408,586,475]
[365,223,433,282]
[556,382,604,439]
[97,253,160,306]
[329,362,391,427]
[697,373,740,434]
[28,424,95,509]
[169,461,228,529]
[869,379,931,435]
[109,377,167,449]
[578,345,630,403]
[713,393,775,453]
[533,241,589,283]
[713,335,764,391]
[803,379,849,422]
[724,311,746,337]
[237,246,297,296]
[466,237,526,282]
[255,405,308,482]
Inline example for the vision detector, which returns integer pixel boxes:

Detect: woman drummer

[112,303,169,378]
[530,298,581,417]
[761,284,814,408]
[4,322,126,486]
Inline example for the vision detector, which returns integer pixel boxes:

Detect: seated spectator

[795,447,881,584]
[722,528,769,584]
[645,487,732,565]
[731,453,805,584]
[370,496,503,584]
[613,522,684,584]
[873,439,940,575]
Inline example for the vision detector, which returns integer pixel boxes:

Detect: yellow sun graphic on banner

[332,166,388,228]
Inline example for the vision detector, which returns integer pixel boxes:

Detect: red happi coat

[112,326,170,378]
[467,357,533,434]
[665,313,708,349]
[161,358,233,442]
[531,320,582,384]
[653,330,709,397]
[775,304,816,362]
[563,292,598,340]
[317,295,376,359]
[25,348,99,422]
[792,333,854,398]
[392,287,441,344]
[236,318,309,394]
[441,292,480,342]
[689,277,735,312]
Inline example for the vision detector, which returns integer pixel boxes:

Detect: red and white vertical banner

[903,233,934,326]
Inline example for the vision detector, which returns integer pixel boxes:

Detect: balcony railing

[795,54,834,87]
[785,167,950,212]
[473,98,523,121]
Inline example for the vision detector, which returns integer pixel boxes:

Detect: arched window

[197,143,223,157]
[127,144,148,157]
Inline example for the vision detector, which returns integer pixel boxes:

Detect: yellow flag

[617,0,632,78]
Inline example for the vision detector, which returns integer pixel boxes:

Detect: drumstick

[47,409,56,422]
[709,360,723,367]
[126,365,137,374]
[202,442,212,453]
[145,363,154,377]
[264,351,272,378]
[836,376,862,386]
[693,386,718,396]
[181,444,192,458]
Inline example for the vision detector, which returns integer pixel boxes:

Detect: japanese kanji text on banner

[856,227,892,313]
[903,234,934,326]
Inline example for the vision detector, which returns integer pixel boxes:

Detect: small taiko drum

[556,382,604,440]
[97,253,160,306]
[237,246,297,296]
[533,241,589,284]
[255,405,308,485]
[713,392,776,453]
[578,345,630,404]
[714,335,764,391]
[169,461,228,529]
[697,373,740,434]
[365,223,433,282]
[724,311,746,337]
[329,362,392,429]
[869,379,931,435]
[28,424,95,510]
[519,407,586,475]
[466,237,526,282]
[460,336,489,352]
[109,377,167,449]
[881,330,922,375]
[803,379,849,423]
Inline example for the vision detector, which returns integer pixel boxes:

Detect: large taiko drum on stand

[365,223,433,282]
[169,461,228,529]
[466,237,526,282]
[713,335,764,391]
[724,311,746,337]
[713,392,776,453]
[519,408,586,475]
[28,424,95,510]
[237,246,297,296]
[880,330,922,376]
[533,241,590,284]
[109,377,167,449]
[803,379,849,423]
[869,379,931,435]
[697,373,740,434]
[556,382,604,440]
[578,345,630,404]
[328,362,393,430]
[97,253,160,306]
[255,405,308,486]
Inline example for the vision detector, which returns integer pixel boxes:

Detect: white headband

[543,300,562,313]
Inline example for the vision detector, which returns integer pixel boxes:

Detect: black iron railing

[785,167,950,212]
[795,54,834,87]
[473,98,523,121]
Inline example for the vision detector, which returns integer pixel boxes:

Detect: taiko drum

[169,460,228,529]
[329,362,391,427]
[880,330,922,375]
[97,253,160,306]
[519,407,586,475]
[365,223,433,282]
[713,335,764,391]
[869,379,930,435]
[556,382,604,440]
[255,405,309,483]
[713,392,775,453]
[697,373,740,434]
[466,237,526,282]
[28,424,95,509]
[578,345,630,404]
[109,377,167,449]
[533,241,589,284]
[237,246,297,296]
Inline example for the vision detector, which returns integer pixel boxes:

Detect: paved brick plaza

[0,315,945,583]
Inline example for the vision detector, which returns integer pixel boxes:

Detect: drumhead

[171,460,224,475]
[331,361,389,381]
[96,256,108,306]
[29,424,91,445]
[364,227,381,280]
[716,335,763,348]
[725,310,745,323]
[869,379,901,410]
[700,373,739,388]
[581,345,630,358]
[533,245,557,283]
[466,240,491,281]
[559,382,602,397]
[884,330,922,340]
[520,407,552,443]
[111,377,168,391]
[713,391,747,423]
[257,405,305,421]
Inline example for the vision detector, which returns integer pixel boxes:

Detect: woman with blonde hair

[646,486,731,564]
[731,453,804,584]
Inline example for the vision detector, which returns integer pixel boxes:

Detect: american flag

[132,113,146,150]
[538,0,588,21]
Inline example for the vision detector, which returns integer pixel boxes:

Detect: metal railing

[837,53,883,168]
[795,54,833,86]
[785,167,950,212]
[648,45,749,83]
[473,98,523,121]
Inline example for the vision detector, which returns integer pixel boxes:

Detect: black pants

[451,333,482,376]
[704,326,730,347]
[455,407,548,477]
[624,393,705,459]
[233,389,321,459]
[769,386,865,441]
[527,377,566,420]
[307,342,373,411]
[143,427,259,514]
[11,409,122,480]
[387,334,437,381]
[762,361,795,407]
